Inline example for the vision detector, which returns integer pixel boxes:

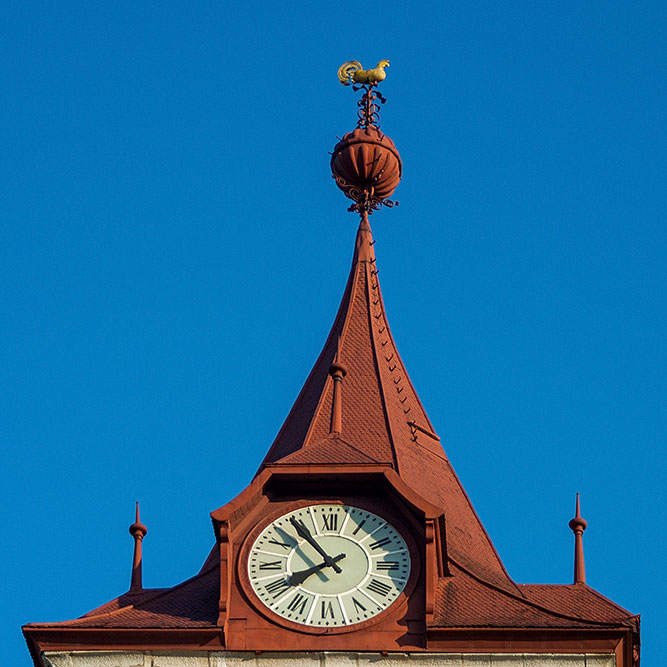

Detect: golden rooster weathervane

[337,60,390,86]
[337,59,391,130]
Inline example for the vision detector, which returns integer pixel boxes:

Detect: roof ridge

[368,264,437,436]
[277,435,382,465]
[448,562,634,628]
[580,584,638,618]
[365,259,401,472]
[308,434,384,462]
[519,581,637,619]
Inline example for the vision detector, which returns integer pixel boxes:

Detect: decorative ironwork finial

[331,60,401,216]
[337,60,390,129]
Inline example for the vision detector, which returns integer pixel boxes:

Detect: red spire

[128,501,147,592]
[568,493,587,584]
[259,214,518,595]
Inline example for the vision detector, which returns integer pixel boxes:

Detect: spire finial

[329,339,348,436]
[129,501,148,592]
[331,60,401,217]
[568,493,587,584]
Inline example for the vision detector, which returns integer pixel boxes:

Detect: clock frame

[237,498,421,635]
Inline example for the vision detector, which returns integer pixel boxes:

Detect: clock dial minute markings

[374,548,408,556]
[358,521,386,541]
[248,505,411,628]
[337,594,350,625]
[339,509,351,534]
[308,506,321,535]
[253,548,290,558]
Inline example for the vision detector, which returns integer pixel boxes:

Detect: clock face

[247,504,410,628]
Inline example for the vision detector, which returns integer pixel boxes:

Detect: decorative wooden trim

[24,626,632,665]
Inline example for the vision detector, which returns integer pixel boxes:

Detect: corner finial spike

[129,501,148,592]
[568,493,587,584]
[329,341,348,436]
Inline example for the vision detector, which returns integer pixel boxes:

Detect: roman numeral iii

[376,560,399,570]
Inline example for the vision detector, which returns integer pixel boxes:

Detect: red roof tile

[433,563,637,629]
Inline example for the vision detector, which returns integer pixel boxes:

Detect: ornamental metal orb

[331,127,402,211]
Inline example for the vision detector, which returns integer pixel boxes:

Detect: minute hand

[289,517,343,573]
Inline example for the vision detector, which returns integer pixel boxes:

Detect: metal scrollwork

[332,174,399,215]
[354,84,386,129]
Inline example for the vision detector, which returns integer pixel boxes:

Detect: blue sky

[2,2,665,664]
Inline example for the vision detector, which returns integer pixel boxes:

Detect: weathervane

[331,60,401,215]
[337,60,390,129]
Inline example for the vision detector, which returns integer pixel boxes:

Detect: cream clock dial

[247,504,410,627]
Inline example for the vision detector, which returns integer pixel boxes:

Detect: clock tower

[23,64,640,667]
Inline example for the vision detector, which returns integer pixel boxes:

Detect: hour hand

[289,553,345,586]
[289,516,343,573]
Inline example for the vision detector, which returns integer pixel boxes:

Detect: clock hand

[289,553,346,586]
[289,516,343,573]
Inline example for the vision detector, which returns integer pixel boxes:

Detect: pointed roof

[260,213,516,594]
[23,213,638,653]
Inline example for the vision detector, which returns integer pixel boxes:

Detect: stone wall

[43,651,615,667]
